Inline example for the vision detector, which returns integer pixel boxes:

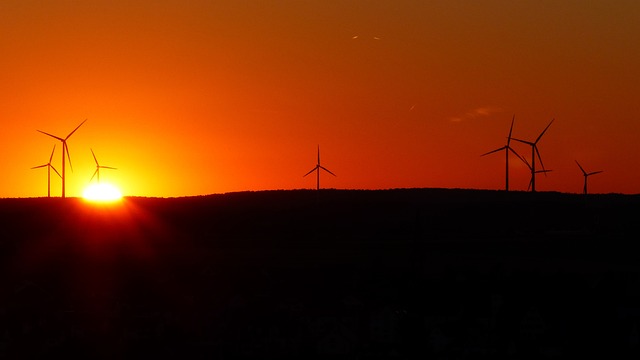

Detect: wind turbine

[519,155,552,191]
[512,119,554,192]
[303,145,336,190]
[90,149,117,183]
[37,119,87,198]
[481,115,527,191]
[31,145,61,198]
[527,170,552,192]
[575,160,603,195]
[527,170,553,191]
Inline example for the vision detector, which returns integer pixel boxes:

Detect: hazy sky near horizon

[1,0,639,197]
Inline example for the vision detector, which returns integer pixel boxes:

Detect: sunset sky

[1,0,639,197]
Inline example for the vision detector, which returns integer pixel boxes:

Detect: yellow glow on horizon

[83,183,123,202]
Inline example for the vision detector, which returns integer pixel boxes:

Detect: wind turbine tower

[575,160,603,195]
[90,149,117,183]
[512,119,554,192]
[37,119,87,198]
[31,145,61,198]
[519,155,552,192]
[527,169,552,192]
[303,145,336,190]
[481,115,527,191]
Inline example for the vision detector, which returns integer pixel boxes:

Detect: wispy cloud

[449,106,503,122]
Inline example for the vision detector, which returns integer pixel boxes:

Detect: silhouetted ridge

[1,188,639,358]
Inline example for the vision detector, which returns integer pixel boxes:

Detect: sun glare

[83,183,123,202]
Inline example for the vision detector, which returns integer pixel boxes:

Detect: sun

[83,183,123,202]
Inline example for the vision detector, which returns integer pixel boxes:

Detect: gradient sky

[1,0,639,197]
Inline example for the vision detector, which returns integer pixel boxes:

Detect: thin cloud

[449,106,504,122]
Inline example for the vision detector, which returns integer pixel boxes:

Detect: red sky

[1,0,639,197]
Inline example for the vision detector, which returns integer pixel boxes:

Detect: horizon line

[3,186,637,200]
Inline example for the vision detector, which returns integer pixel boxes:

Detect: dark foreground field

[1,188,639,358]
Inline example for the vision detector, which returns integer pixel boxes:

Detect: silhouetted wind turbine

[512,119,554,192]
[31,145,61,198]
[575,160,603,195]
[90,149,117,183]
[519,155,552,191]
[527,169,552,192]
[37,119,87,198]
[303,145,336,190]
[481,115,527,191]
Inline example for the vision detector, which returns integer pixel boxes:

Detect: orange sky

[1,0,639,197]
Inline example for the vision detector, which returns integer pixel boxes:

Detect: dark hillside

[1,189,639,358]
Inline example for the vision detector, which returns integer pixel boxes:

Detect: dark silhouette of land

[1,188,639,358]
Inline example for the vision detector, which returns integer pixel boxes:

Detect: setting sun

[83,183,123,202]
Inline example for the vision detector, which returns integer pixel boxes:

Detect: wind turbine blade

[511,138,534,146]
[575,160,587,175]
[528,177,533,191]
[51,165,62,178]
[588,170,603,176]
[65,142,73,172]
[507,115,515,145]
[508,147,528,167]
[48,145,56,163]
[101,166,117,170]
[481,146,506,157]
[303,167,318,177]
[31,164,48,169]
[91,148,99,166]
[65,119,87,140]
[535,146,545,172]
[535,118,554,143]
[37,130,64,142]
[319,165,336,177]
[90,169,98,182]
